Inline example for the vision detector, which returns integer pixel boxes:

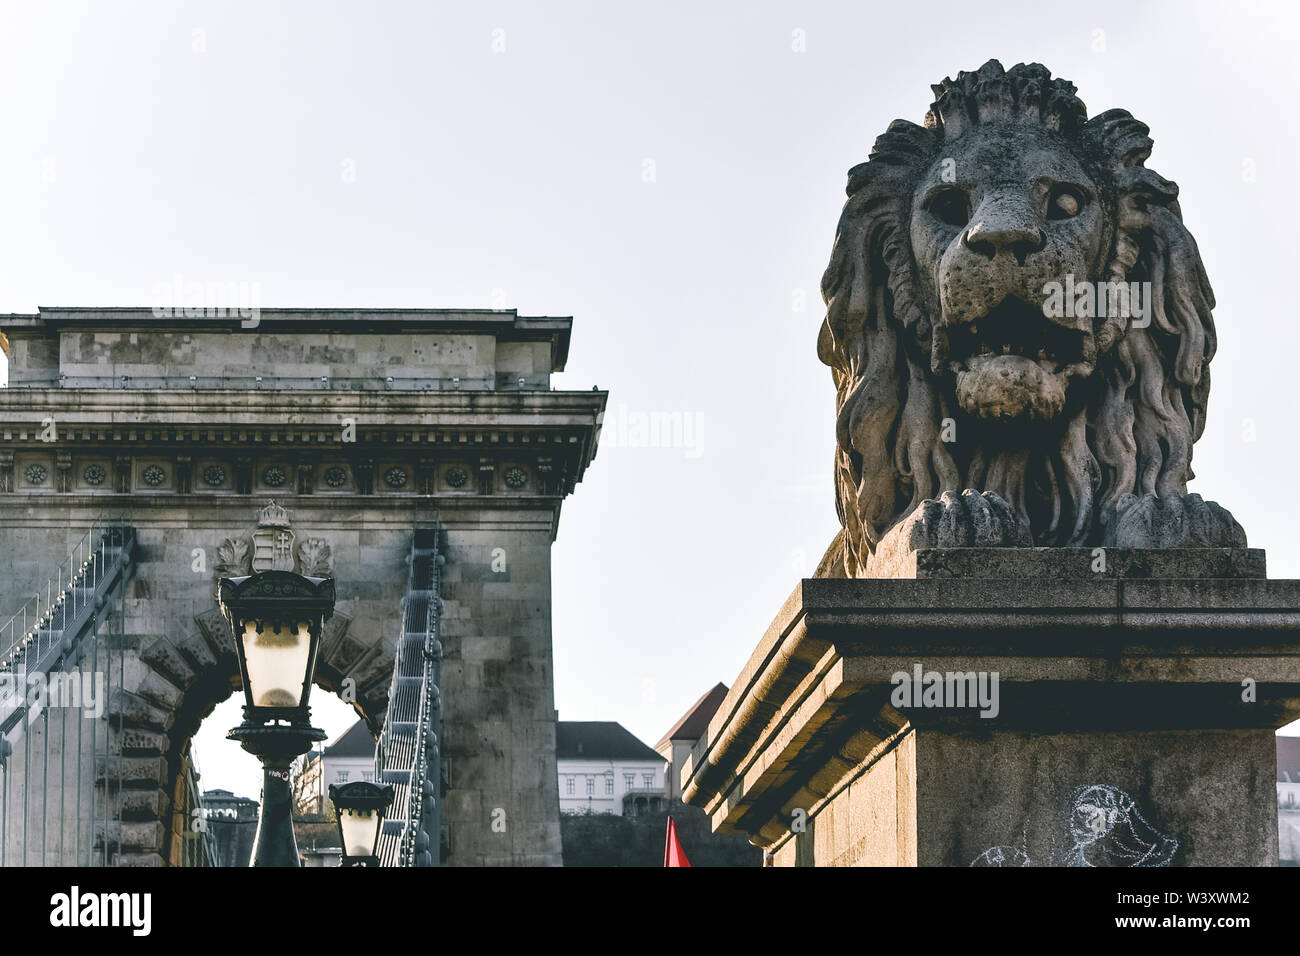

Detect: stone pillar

[681,548,1300,867]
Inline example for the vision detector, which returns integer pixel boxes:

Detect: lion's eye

[926,188,971,228]
[1048,186,1084,220]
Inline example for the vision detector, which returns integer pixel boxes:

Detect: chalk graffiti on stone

[1062,784,1177,867]
[970,845,1030,867]
[971,784,1178,867]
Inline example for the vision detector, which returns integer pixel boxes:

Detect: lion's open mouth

[939,294,1097,423]
[945,295,1091,375]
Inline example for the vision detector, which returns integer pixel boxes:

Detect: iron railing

[0,517,135,866]
[375,527,443,866]
[0,517,133,735]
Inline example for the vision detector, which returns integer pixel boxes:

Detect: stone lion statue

[818,60,1245,576]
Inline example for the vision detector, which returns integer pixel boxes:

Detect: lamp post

[219,571,336,867]
[328,780,394,866]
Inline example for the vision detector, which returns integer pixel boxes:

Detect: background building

[201,790,259,868]
[558,695,759,866]
[1279,736,1300,865]
[296,721,378,816]
[556,721,665,816]
[656,683,728,800]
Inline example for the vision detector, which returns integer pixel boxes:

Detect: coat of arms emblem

[251,501,296,572]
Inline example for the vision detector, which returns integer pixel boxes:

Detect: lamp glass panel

[339,807,379,857]
[241,620,312,707]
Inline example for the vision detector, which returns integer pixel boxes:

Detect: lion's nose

[962,220,1046,266]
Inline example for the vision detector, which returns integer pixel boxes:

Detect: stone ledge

[682,571,1300,846]
[910,547,1265,580]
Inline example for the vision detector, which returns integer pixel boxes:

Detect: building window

[566,777,574,795]
[586,776,595,796]
[624,774,634,791]
[643,773,653,789]
[337,771,349,783]
[362,771,376,782]
[605,776,613,795]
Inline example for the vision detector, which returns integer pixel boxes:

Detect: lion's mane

[817,61,1216,575]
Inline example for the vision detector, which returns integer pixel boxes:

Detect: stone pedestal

[681,549,1300,866]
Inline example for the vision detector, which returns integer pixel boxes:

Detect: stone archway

[122,605,393,865]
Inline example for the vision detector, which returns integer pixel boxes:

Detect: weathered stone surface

[119,789,169,820]
[683,574,1300,866]
[115,852,166,867]
[137,669,184,711]
[1105,493,1247,550]
[908,546,1265,580]
[0,307,605,867]
[94,820,165,853]
[117,729,169,756]
[140,637,197,689]
[97,757,169,789]
[174,630,219,672]
[819,60,1242,577]
[108,689,173,733]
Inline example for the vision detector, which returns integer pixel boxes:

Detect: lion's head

[819,60,1217,574]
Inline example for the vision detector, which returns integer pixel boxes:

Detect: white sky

[3,0,1299,796]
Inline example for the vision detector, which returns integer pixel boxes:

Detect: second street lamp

[329,780,395,866]
[219,570,336,867]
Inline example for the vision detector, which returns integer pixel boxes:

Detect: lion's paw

[1102,492,1246,549]
[896,489,1031,550]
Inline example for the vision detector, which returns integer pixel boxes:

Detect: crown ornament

[256,500,291,529]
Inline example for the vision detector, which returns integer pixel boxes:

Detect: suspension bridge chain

[375,527,444,867]
[0,518,135,866]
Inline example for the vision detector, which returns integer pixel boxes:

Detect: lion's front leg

[1102,493,1246,549]
[864,489,1031,575]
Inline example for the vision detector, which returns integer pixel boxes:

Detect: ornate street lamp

[329,780,394,866]
[219,571,336,867]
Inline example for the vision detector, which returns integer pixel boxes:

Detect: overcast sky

[3,0,1298,796]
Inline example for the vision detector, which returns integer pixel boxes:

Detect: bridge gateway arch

[0,307,605,866]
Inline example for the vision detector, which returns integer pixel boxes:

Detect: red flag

[664,816,692,867]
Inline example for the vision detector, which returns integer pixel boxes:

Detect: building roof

[556,722,662,762]
[1279,735,1300,782]
[0,308,574,371]
[202,789,259,806]
[656,683,728,750]
[324,720,376,758]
